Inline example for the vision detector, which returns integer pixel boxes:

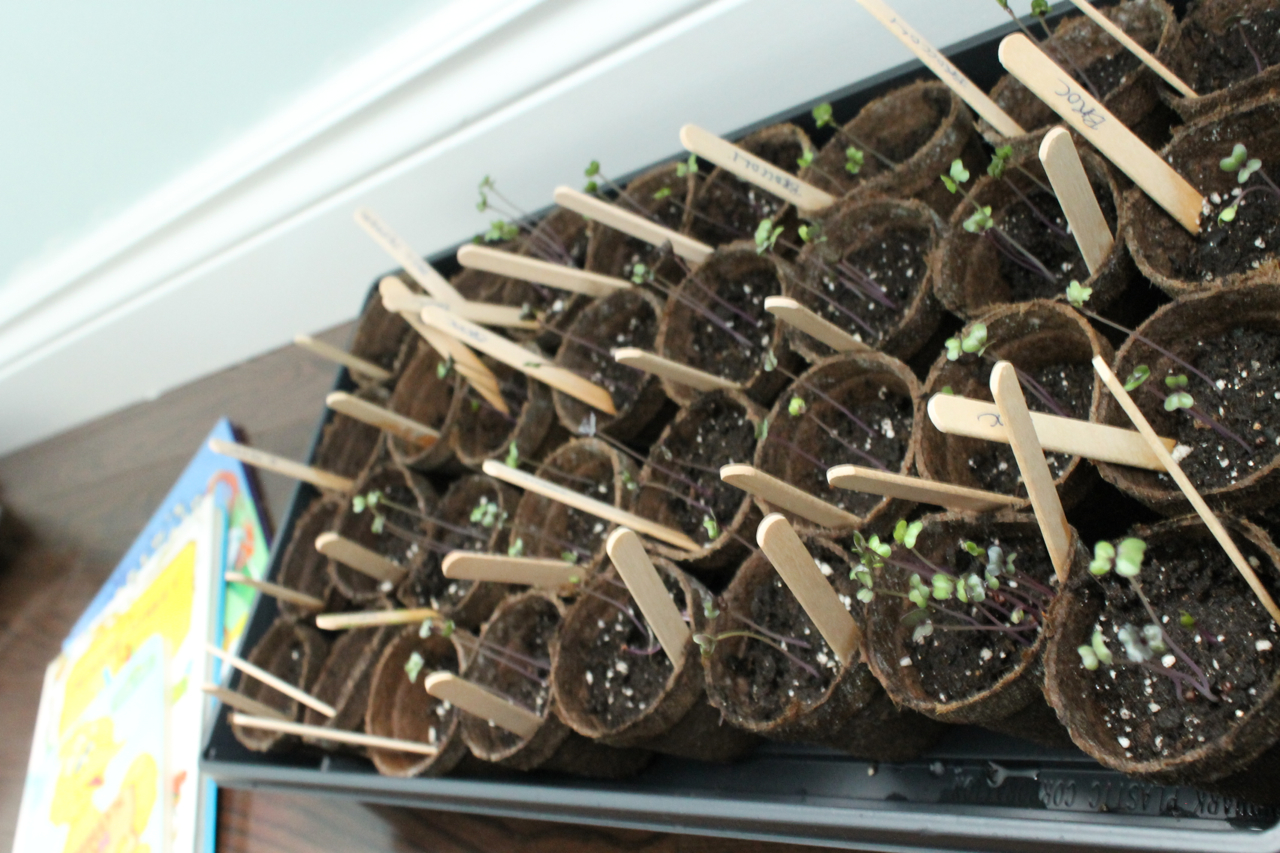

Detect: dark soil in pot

[655,242,799,407]
[552,288,668,441]
[386,338,463,472]
[1165,0,1280,122]
[1124,96,1280,299]
[754,352,921,532]
[790,198,945,363]
[302,623,398,749]
[397,474,519,629]
[275,494,347,620]
[451,348,556,469]
[862,512,1082,748]
[1094,282,1280,515]
[702,540,946,758]
[916,300,1111,509]
[585,162,693,293]
[632,391,766,587]
[230,617,329,753]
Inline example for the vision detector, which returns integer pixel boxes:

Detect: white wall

[0,0,1014,455]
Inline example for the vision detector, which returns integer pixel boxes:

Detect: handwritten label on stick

[354,208,464,304]
[680,125,835,212]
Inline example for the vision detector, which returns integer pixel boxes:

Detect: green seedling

[1065,280,1092,307]
[755,218,783,254]
[940,158,971,194]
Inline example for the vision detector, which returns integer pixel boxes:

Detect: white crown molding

[0,0,1007,455]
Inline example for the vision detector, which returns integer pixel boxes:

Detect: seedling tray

[204,4,1280,849]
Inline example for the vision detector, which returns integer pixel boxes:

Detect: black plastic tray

[204,4,1280,849]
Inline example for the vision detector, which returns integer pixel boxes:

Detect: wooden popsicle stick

[326,392,439,450]
[926,393,1175,471]
[315,607,444,631]
[207,439,354,493]
[1039,127,1114,275]
[377,279,537,330]
[999,34,1203,234]
[679,124,836,213]
[201,684,291,721]
[419,305,618,416]
[764,297,873,354]
[206,642,336,718]
[854,0,1026,138]
[293,334,392,382]
[229,713,438,756]
[720,464,862,529]
[354,207,465,304]
[756,514,861,666]
[423,672,541,739]
[827,465,1020,512]
[225,571,325,612]
[456,245,630,298]
[1067,0,1197,98]
[553,186,714,264]
[314,532,408,585]
[605,528,691,669]
[613,348,741,393]
[990,362,1072,584]
[442,552,587,589]
[481,459,701,552]
[1092,356,1280,626]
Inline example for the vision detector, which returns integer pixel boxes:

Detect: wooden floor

[0,324,831,853]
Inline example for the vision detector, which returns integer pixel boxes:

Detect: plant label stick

[481,459,701,552]
[991,362,1072,584]
[998,34,1204,234]
[720,464,862,529]
[423,672,542,739]
[606,528,692,669]
[553,187,714,264]
[1092,356,1280,626]
[926,393,1174,471]
[763,297,873,354]
[206,642,336,718]
[456,245,630,298]
[1039,127,1114,274]
[201,684,291,721]
[315,607,445,631]
[613,348,742,393]
[225,571,325,612]
[854,0,1026,138]
[1067,0,1197,98]
[294,334,392,382]
[229,712,439,756]
[376,275,535,329]
[442,553,587,589]
[314,532,408,585]
[354,207,465,304]
[326,392,440,450]
[207,439,355,493]
[679,125,836,213]
[756,514,861,666]
[827,465,1020,512]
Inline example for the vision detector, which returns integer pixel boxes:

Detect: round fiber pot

[459,590,651,777]
[981,0,1178,156]
[632,390,766,586]
[313,388,388,481]
[507,438,638,576]
[552,288,668,442]
[683,122,812,251]
[274,494,345,620]
[230,617,329,753]
[655,242,799,407]
[915,300,1111,510]
[327,456,438,603]
[585,162,693,289]
[552,562,758,761]
[1093,282,1280,516]
[451,349,558,470]
[397,474,520,629]
[1164,0,1280,123]
[702,540,946,759]
[302,623,399,749]
[365,625,480,777]
[386,338,463,472]
[862,512,1083,748]
[932,150,1130,319]
[347,279,414,389]
[1123,96,1280,300]
[754,351,922,535]
[799,80,985,218]
[790,197,945,363]
[1043,515,1280,799]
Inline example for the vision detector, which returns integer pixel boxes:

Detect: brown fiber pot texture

[386,338,463,473]
[302,623,399,750]
[230,618,330,753]
[1164,0,1280,122]
[347,280,414,390]
[274,494,346,620]
[451,347,557,469]
[585,162,693,292]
